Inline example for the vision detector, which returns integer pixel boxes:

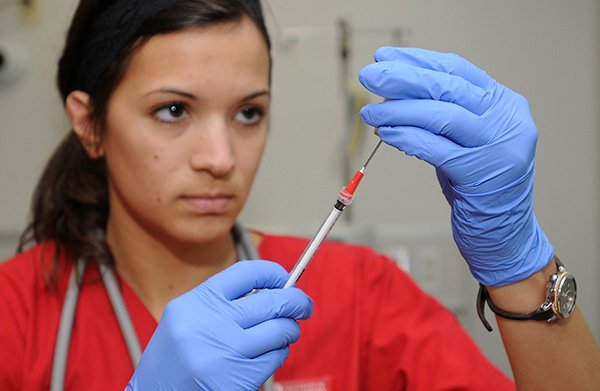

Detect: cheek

[104,133,173,204]
[236,134,267,181]
[149,153,171,204]
[151,154,162,202]
[102,98,183,212]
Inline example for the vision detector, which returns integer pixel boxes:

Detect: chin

[177,217,236,244]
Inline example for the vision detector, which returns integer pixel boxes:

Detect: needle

[283,139,383,288]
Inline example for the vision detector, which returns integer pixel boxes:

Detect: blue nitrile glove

[127,260,313,390]
[358,47,553,287]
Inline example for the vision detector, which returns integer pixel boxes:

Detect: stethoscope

[50,222,275,391]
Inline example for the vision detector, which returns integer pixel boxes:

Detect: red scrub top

[0,234,514,390]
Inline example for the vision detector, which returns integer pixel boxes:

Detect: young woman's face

[101,17,270,245]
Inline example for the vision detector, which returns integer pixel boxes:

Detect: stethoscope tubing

[50,222,274,391]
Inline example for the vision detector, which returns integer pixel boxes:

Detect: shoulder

[1,242,48,287]
[259,231,389,266]
[257,231,444,328]
[0,241,59,288]
[0,241,72,313]
[257,231,416,291]
[0,242,67,386]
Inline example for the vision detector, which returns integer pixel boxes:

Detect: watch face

[556,274,577,318]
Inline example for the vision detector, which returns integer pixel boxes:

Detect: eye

[234,106,265,126]
[154,102,190,123]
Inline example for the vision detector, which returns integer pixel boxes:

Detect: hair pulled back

[18,0,271,285]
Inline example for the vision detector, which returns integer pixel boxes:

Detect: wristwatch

[476,257,577,332]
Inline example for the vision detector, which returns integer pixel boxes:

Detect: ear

[65,90,104,158]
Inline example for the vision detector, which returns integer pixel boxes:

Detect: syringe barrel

[283,206,344,288]
[283,140,381,289]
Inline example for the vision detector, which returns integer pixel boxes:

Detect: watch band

[477,283,554,332]
[476,257,571,332]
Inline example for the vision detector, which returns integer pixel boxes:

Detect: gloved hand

[358,47,553,287]
[127,260,313,390]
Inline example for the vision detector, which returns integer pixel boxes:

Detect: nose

[188,118,236,177]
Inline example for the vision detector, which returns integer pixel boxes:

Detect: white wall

[0,0,598,379]
[0,0,77,234]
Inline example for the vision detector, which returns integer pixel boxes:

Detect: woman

[1,0,598,390]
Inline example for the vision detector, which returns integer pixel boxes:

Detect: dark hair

[18,0,271,286]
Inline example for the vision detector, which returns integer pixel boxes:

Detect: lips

[182,195,233,214]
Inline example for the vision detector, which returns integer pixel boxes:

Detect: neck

[105,223,237,321]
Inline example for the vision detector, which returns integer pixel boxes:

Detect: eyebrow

[242,90,270,101]
[143,88,270,101]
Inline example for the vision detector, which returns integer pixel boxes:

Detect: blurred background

[0,0,598,378]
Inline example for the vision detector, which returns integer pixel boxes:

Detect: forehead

[116,17,271,96]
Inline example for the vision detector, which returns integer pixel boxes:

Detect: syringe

[283,139,383,288]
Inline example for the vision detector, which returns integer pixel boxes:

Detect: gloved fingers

[252,346,290,376]
[377,125,463,170]
[358,60,492,116]
[231,287,313,329]
[435,168,455,205]
[372,46,493,90]
[360,99,488,148]
[235,318,301,358]
[200,260,289,300]
[224,347,289,389]
[222,348,290,390]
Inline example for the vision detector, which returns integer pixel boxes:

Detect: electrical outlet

[20,0,40,26]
